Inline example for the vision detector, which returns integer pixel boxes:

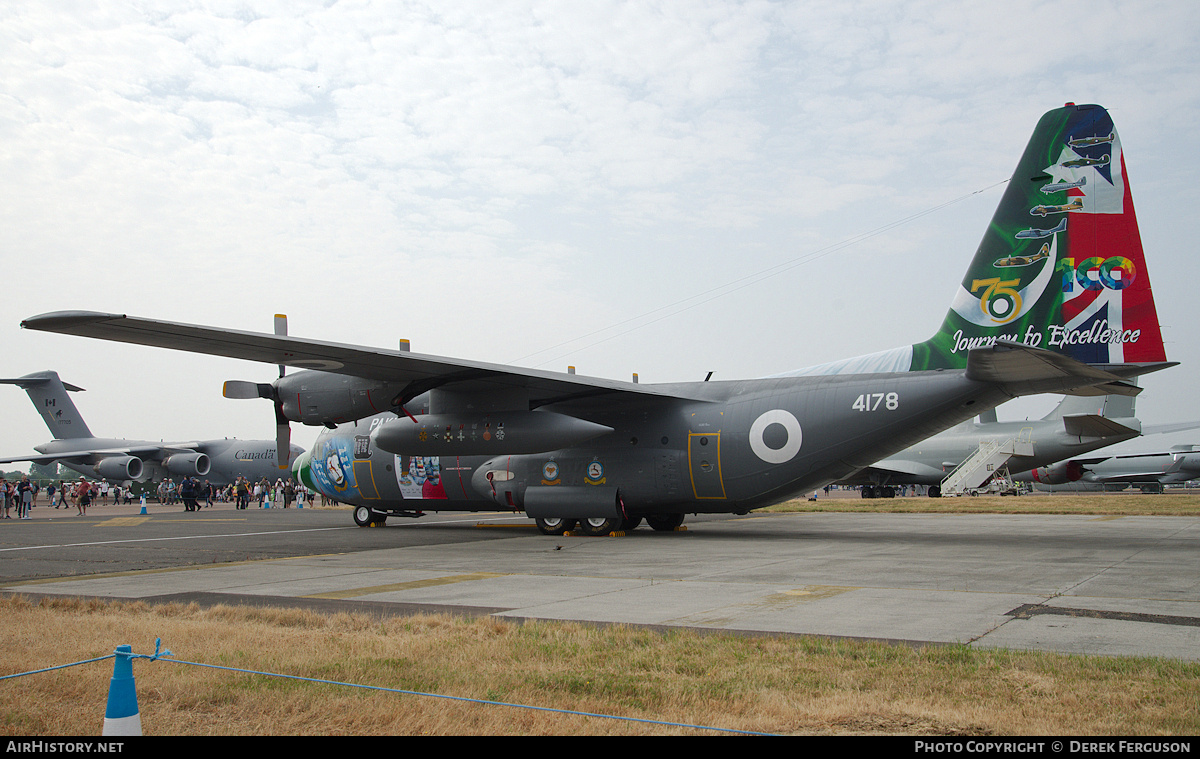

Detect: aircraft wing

[20,311,709,405]
[1142,421,1200,435]
[1064,449,1200,485]
[0,452,86,466]
[860,459,948,479]
[1085,470,1177,484]
[0,442,203,466]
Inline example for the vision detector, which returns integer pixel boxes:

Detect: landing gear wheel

[535,516,577,536]
[353,506,383,527]
[646,513,685,532]
[579,517,622,536]
[928,485,941,498]
[619,516,643,532]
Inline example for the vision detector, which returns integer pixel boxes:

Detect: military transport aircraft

[842,390,1200,498]
[0,370,303,485]
[1024,446,1200,493]
[20,103,1176,534]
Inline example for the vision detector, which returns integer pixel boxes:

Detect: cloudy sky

[2,0,1199,461]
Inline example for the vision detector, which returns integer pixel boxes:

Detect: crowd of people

[157,476,318,511]
[0,475,105,518]
[0,474,320,517]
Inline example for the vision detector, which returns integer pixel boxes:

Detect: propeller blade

[275,314,287,379]
[223,380,274,400]
[273,392,292,468]
[276,421,291,469]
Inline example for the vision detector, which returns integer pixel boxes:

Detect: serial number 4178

[852,392,899,412]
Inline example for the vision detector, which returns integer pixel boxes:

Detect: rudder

[912,103,1166,371]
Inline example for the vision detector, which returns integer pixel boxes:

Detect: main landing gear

[352,508,687,535]
[535,513,685,536]
[860,485,896,499]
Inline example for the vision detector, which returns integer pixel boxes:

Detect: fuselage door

[688,432,726,499]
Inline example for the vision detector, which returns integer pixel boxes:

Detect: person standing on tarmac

[180,476,197,512]
[17,476,33,520]
[77,478,91,516]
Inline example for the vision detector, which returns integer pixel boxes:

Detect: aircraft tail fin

[0,371,93,439]
[911,103,1167,373]
[775,104,1170,385]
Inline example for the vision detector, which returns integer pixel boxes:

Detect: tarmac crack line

[981,520,1200,640]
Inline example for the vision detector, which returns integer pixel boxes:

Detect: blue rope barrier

[0,639,174,682]
[2,639,775,736]
[0,653,115,680]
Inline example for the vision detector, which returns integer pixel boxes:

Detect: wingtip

[21,310,127,331]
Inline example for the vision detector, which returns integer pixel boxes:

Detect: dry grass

[766,492,1200,516]
[0,595,1197,736]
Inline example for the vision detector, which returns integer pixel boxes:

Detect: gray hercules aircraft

[0,370,304,485]
[842,391,1200,497]
[19,104,1177,534]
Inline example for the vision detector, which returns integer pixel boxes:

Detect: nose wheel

[353,505,385,527]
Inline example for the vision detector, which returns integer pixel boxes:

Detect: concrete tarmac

[1,497,1197,661]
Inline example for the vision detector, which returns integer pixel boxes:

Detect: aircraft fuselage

[301,369,1011,516]
[31,437,299,486]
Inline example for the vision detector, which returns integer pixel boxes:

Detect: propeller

[223,314,292,469]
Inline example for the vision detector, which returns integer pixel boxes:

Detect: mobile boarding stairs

[939,436,1034,496]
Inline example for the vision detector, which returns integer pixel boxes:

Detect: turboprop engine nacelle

[1030,459,1085,485]
[372,411,613,456]
[162,452,211,477]
[93,456,143,481]
[276,372,409,426]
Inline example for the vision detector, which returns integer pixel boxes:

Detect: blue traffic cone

[102,645,142,736]
[139,495,147,515]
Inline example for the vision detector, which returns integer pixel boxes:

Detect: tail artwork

[914,103,1165,371]
[783,103,1165,381]
[0,371,93,439]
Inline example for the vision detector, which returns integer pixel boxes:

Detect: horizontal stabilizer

[1061,414,1138,439]
[1058,381,1143,398]
[0,376,85,392]
[964,341,1171,397]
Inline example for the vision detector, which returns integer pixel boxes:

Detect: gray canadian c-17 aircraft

[841,390,1200,497]
[0,370,304,485]
[18,103,1176,534]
